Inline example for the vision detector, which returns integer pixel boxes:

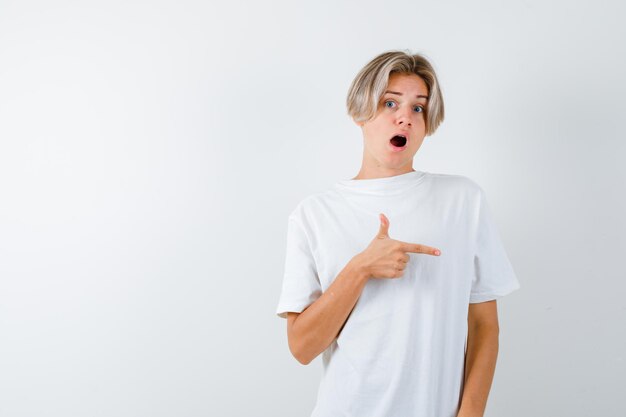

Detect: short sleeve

[275,214,322,319]
[470,187,521,303]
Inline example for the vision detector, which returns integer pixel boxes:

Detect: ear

[353,118,365,127]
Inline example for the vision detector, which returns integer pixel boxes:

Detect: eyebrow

[384,90,429,100]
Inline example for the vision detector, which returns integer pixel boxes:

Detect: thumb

[377,213,390,238]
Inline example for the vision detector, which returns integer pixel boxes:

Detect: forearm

[457,325,499,417]
[290,258,369,365]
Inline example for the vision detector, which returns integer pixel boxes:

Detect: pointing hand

[354,213,441,280]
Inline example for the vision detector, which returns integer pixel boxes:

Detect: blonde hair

[346,50,445,136]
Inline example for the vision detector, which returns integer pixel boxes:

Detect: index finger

[399,242,441,256]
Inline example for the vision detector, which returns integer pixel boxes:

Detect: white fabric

[276,170,520,417]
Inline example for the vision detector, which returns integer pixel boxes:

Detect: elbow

[295,353,313,366]
[289,340,314,365]
[286,312,318,365]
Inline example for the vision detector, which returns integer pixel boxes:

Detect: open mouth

[390,135,407,148]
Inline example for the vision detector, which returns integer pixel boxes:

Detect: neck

[352,164,415,180]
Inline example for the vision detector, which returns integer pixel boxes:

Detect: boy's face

[356,72,428,174]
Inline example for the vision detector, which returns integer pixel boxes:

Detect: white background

[1,0,625,416]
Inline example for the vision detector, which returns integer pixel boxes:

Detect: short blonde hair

[346,50,445,136]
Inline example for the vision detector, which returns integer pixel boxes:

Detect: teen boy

[276,50,520,417]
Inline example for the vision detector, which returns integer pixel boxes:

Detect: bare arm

[457,300,500,417]
[287,258,369,365]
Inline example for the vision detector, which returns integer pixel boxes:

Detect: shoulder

[424,171,484,199]
[288,190,337,225]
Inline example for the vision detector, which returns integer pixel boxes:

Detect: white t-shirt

[276,170,520,417]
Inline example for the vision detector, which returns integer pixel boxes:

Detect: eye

[414,105,424,113]
[384,100,396,108]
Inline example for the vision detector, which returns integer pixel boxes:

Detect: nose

[395,106,412,127]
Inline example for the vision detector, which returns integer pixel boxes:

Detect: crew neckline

[333,170,427,195]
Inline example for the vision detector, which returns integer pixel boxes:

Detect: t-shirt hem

[469,283,521,303]
[276,300,313,319]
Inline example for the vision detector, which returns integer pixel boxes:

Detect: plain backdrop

[1,0,625,416]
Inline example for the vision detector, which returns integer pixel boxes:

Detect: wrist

[349,254,371,284]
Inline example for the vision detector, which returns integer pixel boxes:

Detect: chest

[307,198,470,293]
